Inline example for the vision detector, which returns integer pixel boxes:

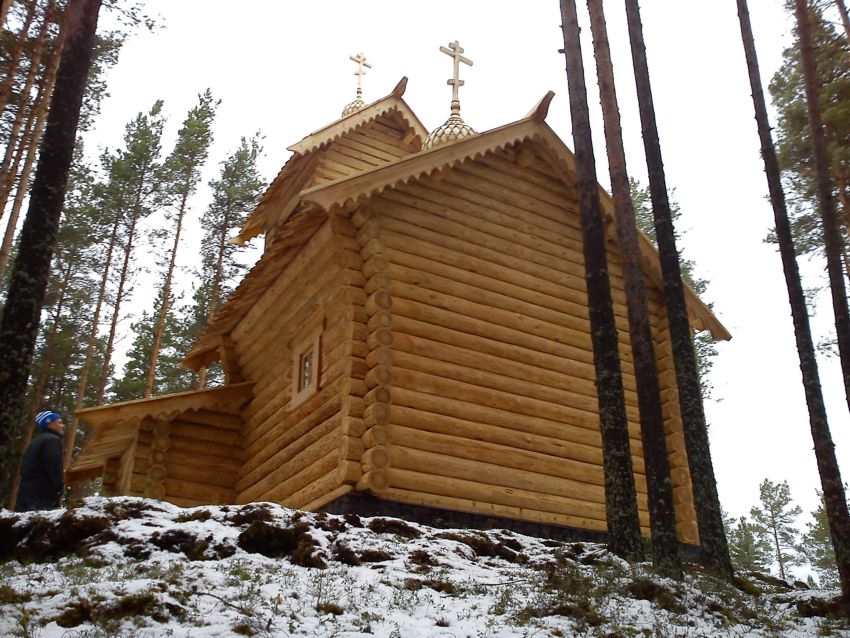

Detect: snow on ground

[0,497,846,637]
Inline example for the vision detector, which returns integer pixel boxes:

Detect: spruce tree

[800,493,843,588]
[750,479,803,580]
[728,516,773,573]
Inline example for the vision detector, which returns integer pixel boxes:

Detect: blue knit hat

[35,411,61,430]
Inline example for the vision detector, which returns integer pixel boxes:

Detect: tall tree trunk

[8,256,70,506]
[623,0,731,574]
[0,0,101,505]
[65,214,119,467]
[196,217,228,390]
[738,0,850,603]
[795,0,850,412]
[558,0,644,563]
[0,0,55,218]
[0,0,38,118]
[96,210,138,403]
[0,12,63,284]
[587,0,695,575]
[836,0,850,42]
[145,190,189,397]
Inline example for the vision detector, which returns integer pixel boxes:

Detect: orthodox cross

[350,52,371,98]
[439,40,472,113]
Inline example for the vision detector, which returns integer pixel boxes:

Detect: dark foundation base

[321,493,701,561]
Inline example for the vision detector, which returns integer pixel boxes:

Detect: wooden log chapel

[68,48,729,545]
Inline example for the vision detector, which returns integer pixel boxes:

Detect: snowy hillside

[0,497,845,637]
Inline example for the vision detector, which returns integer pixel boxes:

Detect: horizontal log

[365,365,392,389]
[364,401,390,427]
[163,477,234,504]
[339,435,364,461]
[262,450,338,504]
[387,468,615,529]
[385,486,633,535]
[367,310,393,332]
[363,255,389,279]
[239,427,341,502]
[367,327,393,349]
[285,469,344,510]
[387,423,647,496]
[361,446,390,472]
[338,460,362,484]
[167,434,236,460]
[390,330,638,406]
[239,412,343,494]
[166,463,238,490]
[362,425,390,447]
[177,409,242,430]
[169,421,240,446]
[341,416,366,437]
[389,387,644,458]
[388,445,643,520]
[356,468,388,494]
[242,376,343,455]
[390,347,639,419]
[366,347,392,367]
[391,314,638,394]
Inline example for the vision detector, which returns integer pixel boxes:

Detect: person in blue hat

[15,411,65,512]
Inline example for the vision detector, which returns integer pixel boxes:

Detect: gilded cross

[439,41,472,109]
[350,52,371,97]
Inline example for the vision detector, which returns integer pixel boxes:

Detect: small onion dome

[422,110,477,151]
[341,97,366,117]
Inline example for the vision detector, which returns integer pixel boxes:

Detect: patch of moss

[626,578,685,614]
[0,515,23,560]
[435,531,523,563]
[359,549,393,563]
[151,529,214,560]
[317,602,345,615]
[237,521,326,568]
[796,595,846,619]
[175,509,212,523]
[409,550,438,567]
[19,510,111,559]
[0,584,31,604]
[332,543,361,566]
[227,504,274,526]
[368,518,421,538]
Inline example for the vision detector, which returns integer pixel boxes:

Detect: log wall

[349,144,698,543]
[232,216,367,507]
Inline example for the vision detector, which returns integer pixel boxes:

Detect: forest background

[1,0,848,585]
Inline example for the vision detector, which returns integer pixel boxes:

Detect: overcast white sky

[86,1,848,525]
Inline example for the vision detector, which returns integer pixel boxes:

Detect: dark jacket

[15,429,64,512]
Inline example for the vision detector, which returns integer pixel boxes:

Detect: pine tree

[750,479,803,580]
[111,288,192,401]
[800,492,843,588]
[558,0,644,564]
[0,0,101,505]
[768,2,850,263]
[95,101,165,402]
[192,135,264,388]
[728,516,773,573]
[624,0,729,576]
[738,0,850,603]
[145,90,217,397]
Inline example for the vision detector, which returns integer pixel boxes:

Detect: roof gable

[235,78,427,244]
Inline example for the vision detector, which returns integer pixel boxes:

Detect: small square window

[291,325,321,408]
[298,348,314,392]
